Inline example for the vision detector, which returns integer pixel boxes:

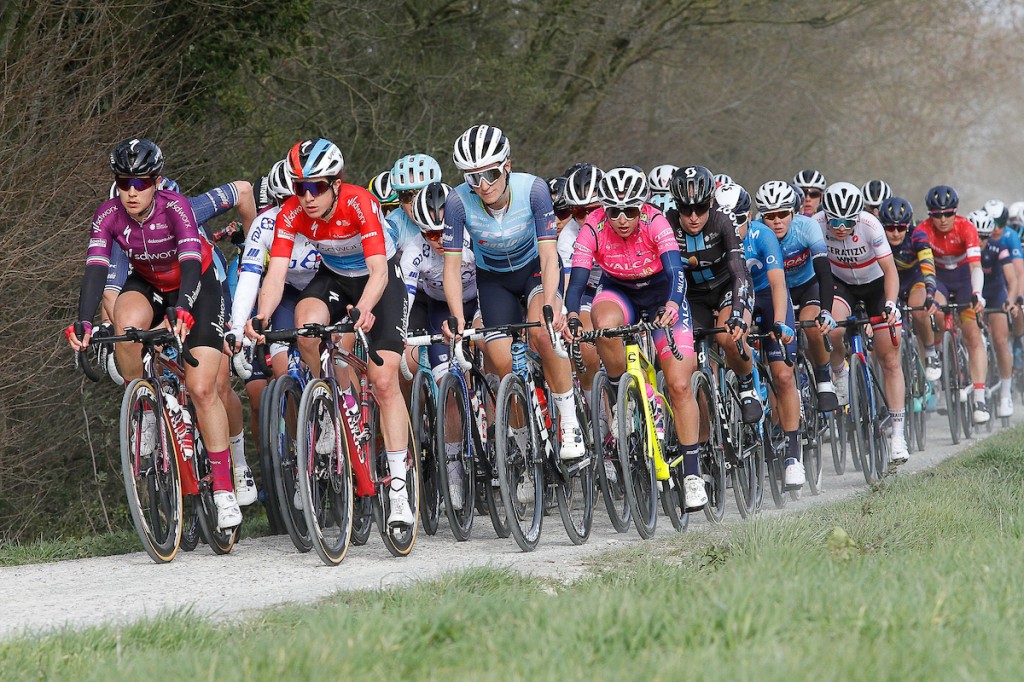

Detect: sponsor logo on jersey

[89,238,106,249]
[783,251,809,270]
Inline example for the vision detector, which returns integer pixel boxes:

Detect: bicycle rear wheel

[365,399,420,557]
[657,371,689,532]
[798,357,823,495]
[436,372,475,541]
[258,377,286,535]
[899,342,917,454]
[555,383,595,544]
[270,376,312,552]
[591,371,631,532]
[693,371,726,523]
[849,354,877,485]
[473,372,509,538]
[495,373,544,551]
[411,369,442,537]
[617,374,658,538]
[120,379,182,563]
[296,379,354,566]
[958,339,975,439]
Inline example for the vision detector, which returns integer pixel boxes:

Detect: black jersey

[668,205,749,312]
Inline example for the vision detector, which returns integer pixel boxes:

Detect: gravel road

[1,410,1017,640]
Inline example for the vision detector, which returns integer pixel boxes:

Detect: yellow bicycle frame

[622,338,675,481]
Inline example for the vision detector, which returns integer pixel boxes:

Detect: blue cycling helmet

[157,177,180,192]
[649,192,675,214]
[924,185,959,212]
[391,154,442,191]
[878,197,914,226]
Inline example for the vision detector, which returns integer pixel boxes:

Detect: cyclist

[879,196,941,381]
[793,169,827,217]
[731,183,803,489]
[754,180,839,411]
[668,165,760,423]
[368,170,400,215]
[647,164,677,205]
[970,209,1017,418]
[441,124,585,460]
[917,185,990,424]
[563,167,704,508]
[817,182,909,462]
[984,200,1024,363]
[714,173,733,187]
[861,179,893,218]
[66,138,243,528]
[250,138,415,528]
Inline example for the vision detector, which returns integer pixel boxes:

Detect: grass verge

[4,428,1024,680]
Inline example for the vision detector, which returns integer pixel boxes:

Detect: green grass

[5,428,1024,680]
[0,510,270,567]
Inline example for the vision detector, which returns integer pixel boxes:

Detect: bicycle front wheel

[258,377,286,535]
[849,354,877,485]
[555,382,595,544]
[617,374,657,538]
[798,357,823,495]
[657,371,689,532]
[436,372,475,541]
[296,379,354,566]
[942,332,962,444]
[270,376,312,552]
[495,373,544,551]
[591,371,630,532]
[411,369,442,537]
[694,370,726,523]
[120,379,182,563]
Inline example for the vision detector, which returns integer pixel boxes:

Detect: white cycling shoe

[214,490,243,529]
[138,410,157,456]
[974,402,991,425]
[682,475,708,511]
[387,488,414,527]
[924,356,942,382]
[315,413,335,454]
[233,466,257,506]
[559,425,586,460]
[784,458,805,490]
[890,437,910,464]
[447,460,464,511]
[998,395,1014,419]
[834,369,850,406]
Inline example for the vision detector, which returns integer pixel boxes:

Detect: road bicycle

[898,305,932,452]
[748,323,798,508]
[938,300,976,444]
[794,319,834,495]
[75,318,238,563]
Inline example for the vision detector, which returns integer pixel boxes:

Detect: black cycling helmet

[878,196,914,225]
[669,165,716,206]
[548,176,569,212]
[924,185,959,212]
[411,181,452,232]
[110,138,164,176]
[789,183,805,211]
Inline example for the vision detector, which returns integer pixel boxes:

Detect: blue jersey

[997,227,1023,261]
[442,173,557,273]
[981,237,1012,298]
[775,214,827,287]
[743,222,784,292]
[385,208,421,257]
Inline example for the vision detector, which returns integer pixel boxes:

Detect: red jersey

[917,216,980,271]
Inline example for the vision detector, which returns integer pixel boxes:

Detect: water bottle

[164,392,194,460]
[534,387,552,430]
[645,384,666,441]
[342,388,360,434]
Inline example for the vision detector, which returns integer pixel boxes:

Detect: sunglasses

[606,206,642,220]
[294,179,334,198]
[572,205,600,221]
[555,206,573,221]
[464,166,504,188]
[929,209,956,219]
[828,217,857,230]
[115,176,155,192]
[883,223,910,233]
[762,210,792,222]
[398,189,417,205]
[803,189,823,199]
[422,230,444,243]
[678,201,712,217]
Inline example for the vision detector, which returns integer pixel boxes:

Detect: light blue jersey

[385,207,421,256]
[997,226,1023,261]
[773,213,827,287]
[743,221,784,292]
[442,172,556,273]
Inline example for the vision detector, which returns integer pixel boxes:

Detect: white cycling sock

[552,390,579,431]
[230,431,247,469]
[891,409,905,440]
[1001,379,1012,401]
[974,387,986,404]
[387,449,407,488]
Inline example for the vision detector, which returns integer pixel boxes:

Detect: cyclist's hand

[773,321,795,344]
[442,316,464,340]
[971,293,986,315]
[884,300,901,326]
[169,308,194,343]
[65,321,92,352]
[563,314,583,343]
[924,295,939,316]
[816,310,837,333]
[725,315,747,341]
[655,303,679,329]
[245,314,267,344]
[549,304,567,333]
[92,322,114,367]
[348,304,375,332]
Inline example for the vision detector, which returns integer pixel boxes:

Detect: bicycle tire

[258,377,286,535]
[958,339,975,439]
[436,372,475,541]
[899,342,917,454]
[296,378,354,566]
[411,369,442,537]
[868,364,890,478]
[270,376,312,552]
[473,371,509,538]
[657,371,689,532]
[797,356,823,495]
[120,379,182,563]
[590,371,631,532]
[191,430,239,555]
[555,382,595,544]
[351,496,373,545]
[617,374,658,538]
[849,354,877,485]
[942,332,962,444]
[691,370,726,522]
[495,373,544,551]
[828,408,846,475]
[364,398,420,557]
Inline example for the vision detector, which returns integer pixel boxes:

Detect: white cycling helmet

[755,181,796,214]
[391,154,442,191]
[793,168,827,191]
[715,182,750,215]
[984,199,1008,225]
[861,179,892,208]
[714,173,734,187]
[598,167,649,208]
[411,182,452,232]
[1008,201,1024,224]
[564,165,603,206]
[267,159,293,200]
[968,209,995,236]
[287,138,344,180]
[822,182,864,221]
[452,124,510,170]
[647,164,678,193]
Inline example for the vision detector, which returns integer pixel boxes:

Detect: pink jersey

[572,205,678,282]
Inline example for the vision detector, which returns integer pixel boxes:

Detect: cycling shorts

[297,257,408,354]
[476,256,563,342]
[121,265,224,351]
[592,278,694,359]
[899,280,927,304]
[752,289,796,364]
[935,267,976,322]
[833,277,898,331]
[244,283,301,384]
[789,277,821,312]
[687,279,753,331]
[983,281,1007,310]
[898,268,924,303]
[407,292,429,336]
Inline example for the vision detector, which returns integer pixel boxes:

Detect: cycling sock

[208,447,232,492]
[974,385,986,403]
[552,390,579,430]
[813,364,831,385]
[786,430,800,460]
[738,373,755,393]
[1001,379,1012,401]
[607,375,621,394]
[925,345,938,358]
[682,443,701,477]
[386,449,408,487]
[891,409,905,440]
[230,431,247,469]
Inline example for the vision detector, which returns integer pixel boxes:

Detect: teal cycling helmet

[391,154,442,191]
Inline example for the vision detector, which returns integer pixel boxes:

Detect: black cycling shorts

[789,277,821,312]
[833,277,887,321]
[121,265,225,351]
[687,279,752,331]
[298,257,408,354]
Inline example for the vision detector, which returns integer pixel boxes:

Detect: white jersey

[814,211,892,286]
[400,231,477,306]
[229,206,320,332]
[557,219,601,288]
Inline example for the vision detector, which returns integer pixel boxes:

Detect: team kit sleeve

[442,192,467,258]
[529,177,558,244]
[910,227,937,296]
[565,224,599,315]
[165,195,206,314]
[78,202,118,322]
[229,216,275,332]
